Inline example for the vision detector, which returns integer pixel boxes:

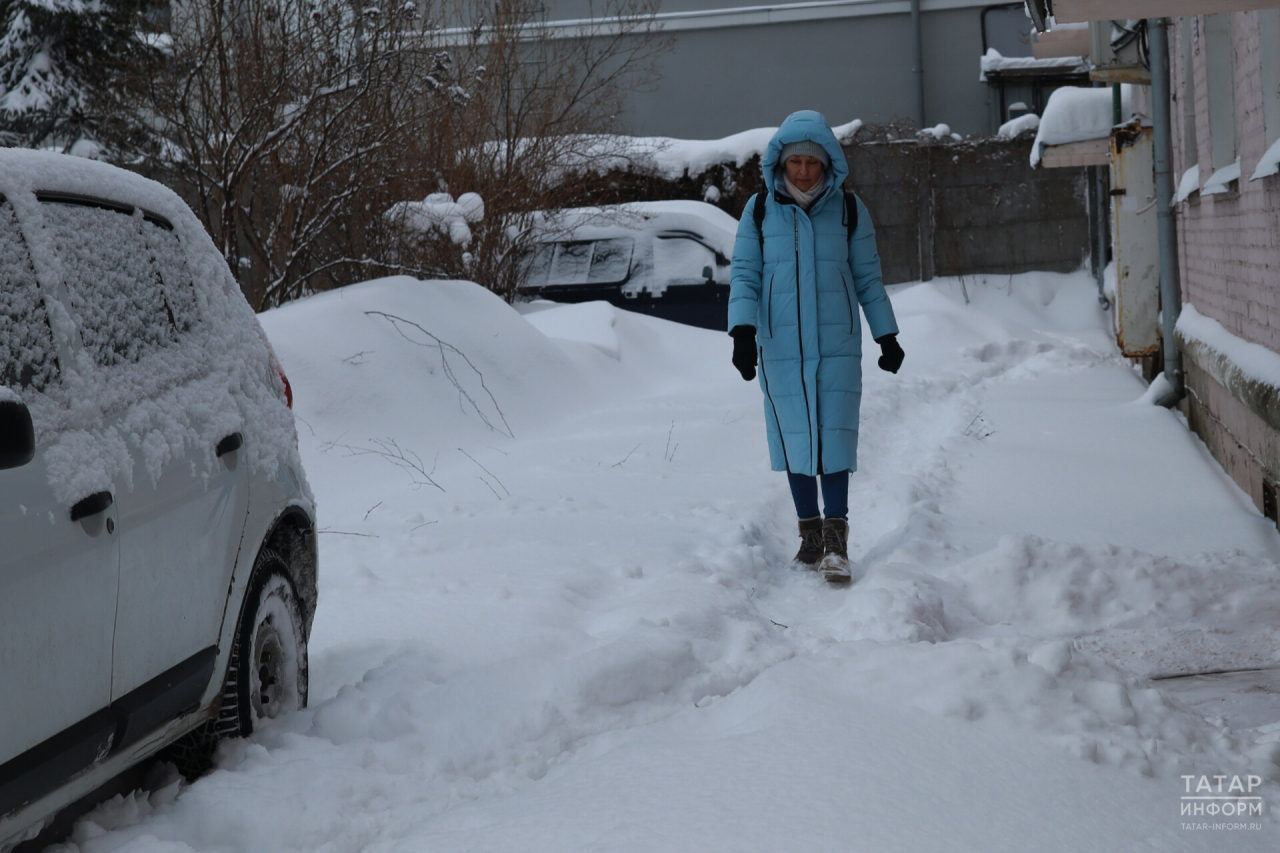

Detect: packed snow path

[52,273,1280,851]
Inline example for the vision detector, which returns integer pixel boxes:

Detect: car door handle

[216,432,243,457]
[70,491,114,521]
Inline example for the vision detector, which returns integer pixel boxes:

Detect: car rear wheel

[226,552,309,737]
[163,548,308,777]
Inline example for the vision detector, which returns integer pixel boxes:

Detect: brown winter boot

[818,518,851,582]
[792,516,824,570]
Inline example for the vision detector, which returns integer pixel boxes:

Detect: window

[0,201,59,391]
[653,236,716,285]
[522,238,635,288]
[42,201,178,366]
[1181,16,1199,172]
[1204,13,1237,171]
[522,243,554,288]
[1260,10,1280,147]
[141,218,200,332]
[587,239,633,284]
[548,241,592,285]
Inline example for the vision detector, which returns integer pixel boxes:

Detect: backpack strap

[843,190,859,242]
[754,189,857,251]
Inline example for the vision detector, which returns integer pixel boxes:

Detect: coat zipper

[758,356,791,473]
[794,213,816,472]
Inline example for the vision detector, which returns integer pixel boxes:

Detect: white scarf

[782,172,828,210]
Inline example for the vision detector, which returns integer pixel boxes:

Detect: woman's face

[785,155,824,192]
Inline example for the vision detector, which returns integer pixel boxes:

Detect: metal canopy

[1026,0,1280,27]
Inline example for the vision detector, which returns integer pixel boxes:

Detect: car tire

[162,548,308,777]
[223,550,310,737]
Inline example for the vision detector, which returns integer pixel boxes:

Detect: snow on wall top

[0,148,309,507]
[624,118,863,179]
[998,113,1041,140]
[507,120,865,183]
[1030,84,1136,167]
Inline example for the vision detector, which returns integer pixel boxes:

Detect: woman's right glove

[730,325,757,381]
[875,333,905,374]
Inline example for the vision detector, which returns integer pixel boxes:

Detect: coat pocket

[761,272,775,338]
[840,269,856,334]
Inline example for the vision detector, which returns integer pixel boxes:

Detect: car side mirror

[0,399,35,470]
[702,265,714,283]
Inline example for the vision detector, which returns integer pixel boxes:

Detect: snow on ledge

[1249,136,1280,182]
[1177,304,1280,394]
[1201,157,1240,195]
[979,48,1087,82]
[1172,164,1199,204]
[1030,84,1134,167]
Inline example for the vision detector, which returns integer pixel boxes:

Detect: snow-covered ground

[50,271,1280,851]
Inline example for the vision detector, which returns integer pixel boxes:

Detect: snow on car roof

[0,148,194,222]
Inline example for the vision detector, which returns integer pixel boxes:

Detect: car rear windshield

[41,199,198,366]
[0,199,60,392]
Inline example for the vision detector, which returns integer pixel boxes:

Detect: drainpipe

[1148,17,1185,406]
[911,0,925,128]
[1094,165,1110,307]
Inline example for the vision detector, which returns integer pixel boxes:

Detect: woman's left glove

[875,334,904,374]
[730,325,757,381]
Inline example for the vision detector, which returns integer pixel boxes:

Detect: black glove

[730,325,757,381]
[875,334,904,374]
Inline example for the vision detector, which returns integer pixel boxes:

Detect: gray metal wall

[547,4,999,138]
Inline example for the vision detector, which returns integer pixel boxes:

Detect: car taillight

[278,369,293,409]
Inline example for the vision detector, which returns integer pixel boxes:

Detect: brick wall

[1171,13,1280,517]
[1175,13,1280,350]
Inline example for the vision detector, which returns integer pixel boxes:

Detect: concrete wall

[847,137,1090,283]
[575,134,1092,283]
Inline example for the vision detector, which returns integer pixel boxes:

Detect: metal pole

[1148,17,1184,405]
[911,0,925,128]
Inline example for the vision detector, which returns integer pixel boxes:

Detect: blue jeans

[787,470,849,520]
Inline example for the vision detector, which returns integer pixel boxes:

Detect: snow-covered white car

[0,151,316,846]
[518,201,737,330]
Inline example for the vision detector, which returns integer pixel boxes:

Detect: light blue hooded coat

[728,110,899,476]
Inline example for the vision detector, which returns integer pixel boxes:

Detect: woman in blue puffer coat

[728,110,904,581]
